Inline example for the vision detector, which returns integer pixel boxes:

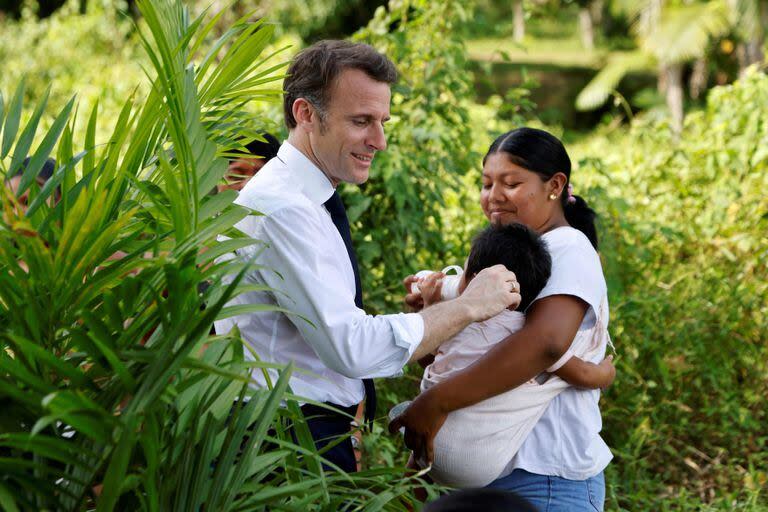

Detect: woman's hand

[389,389,447,466]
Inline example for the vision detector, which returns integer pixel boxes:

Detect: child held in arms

[408,223,614,488]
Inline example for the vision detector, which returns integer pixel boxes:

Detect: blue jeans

[486,469,605,512]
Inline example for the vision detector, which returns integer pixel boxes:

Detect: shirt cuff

[386,312,424,375]
[546,348,574,373]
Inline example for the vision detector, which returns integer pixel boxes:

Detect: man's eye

[353,119,367,127]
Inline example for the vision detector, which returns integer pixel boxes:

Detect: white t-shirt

[504,226,613,481]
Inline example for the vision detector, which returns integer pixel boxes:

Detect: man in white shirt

[214,40,520,472]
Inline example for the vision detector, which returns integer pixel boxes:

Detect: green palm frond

[576,51,654,110]
[731,0,763,41]
[577,0,741,112]
[0,1,293,509]
[639,1,732,64]
[1,0,433,509]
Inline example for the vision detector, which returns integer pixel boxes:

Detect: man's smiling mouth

[352,152,373,162]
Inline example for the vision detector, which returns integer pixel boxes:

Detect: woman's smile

[487,208,516,224]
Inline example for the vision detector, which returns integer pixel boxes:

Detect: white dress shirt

[214,142,424,407]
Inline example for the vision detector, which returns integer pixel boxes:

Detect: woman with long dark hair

[393,127,613,511]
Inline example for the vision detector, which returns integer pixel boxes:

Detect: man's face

[307,68,391,187]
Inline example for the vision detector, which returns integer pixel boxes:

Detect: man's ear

[548,172,568,197]
[292,98,317,133]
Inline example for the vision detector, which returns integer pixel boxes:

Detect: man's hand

[389,389,447,466]
[408,265,521,362]
[457,264,521,321]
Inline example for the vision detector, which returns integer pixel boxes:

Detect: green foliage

[361,65,768,512]
[0,1,147,143]
[0,1,426,509]
[348,0,480,314]
[3,0,766,509]
[570,70,768,509]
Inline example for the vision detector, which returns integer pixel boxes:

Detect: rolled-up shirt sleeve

[246,204,424,379]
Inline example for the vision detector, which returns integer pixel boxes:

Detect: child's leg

[406,453,431,502]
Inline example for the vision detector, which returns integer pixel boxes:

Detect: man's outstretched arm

[410,265,521,362]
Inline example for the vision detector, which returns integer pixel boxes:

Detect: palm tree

[731,0,767,75]
[576,0,738,134]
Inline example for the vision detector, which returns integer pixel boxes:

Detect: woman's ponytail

[563,194,598,250]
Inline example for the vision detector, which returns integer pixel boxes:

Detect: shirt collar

[276,141,335,205]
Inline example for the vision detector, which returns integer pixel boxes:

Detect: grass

[467,36,606,68]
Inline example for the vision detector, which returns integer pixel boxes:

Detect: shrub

[571,70,768,509]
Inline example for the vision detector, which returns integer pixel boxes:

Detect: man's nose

[366,123,387,151]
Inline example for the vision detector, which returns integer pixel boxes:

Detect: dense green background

[1,0,766,510]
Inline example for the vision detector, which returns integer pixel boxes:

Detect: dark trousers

[300,403,358,474]
[227,400,359,474]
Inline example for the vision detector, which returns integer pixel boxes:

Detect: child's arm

[554,355,615,389]
[412,271,445,308]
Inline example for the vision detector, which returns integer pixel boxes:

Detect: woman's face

[480,152,562,232]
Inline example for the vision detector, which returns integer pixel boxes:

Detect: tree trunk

[743,2,765,73]
[689,58,708,100]
[762,0,768,29]
[645,0,666,97]
[664,63,684,136]
[657,64,668,95]
[579,7,595,51]
[590,0,604,27]
[734,0,767,76]
[736,43,748,75]
[513,0,525,43]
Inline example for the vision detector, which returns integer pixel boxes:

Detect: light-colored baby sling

[422,298,611,488]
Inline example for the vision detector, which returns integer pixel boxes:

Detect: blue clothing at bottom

[486,469,605,512]
[302,404,358,474]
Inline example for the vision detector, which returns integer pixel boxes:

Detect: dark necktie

[323,191,376,425]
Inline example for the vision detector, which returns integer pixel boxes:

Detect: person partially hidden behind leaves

[217,133,280,193]
[4,157,60,213]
